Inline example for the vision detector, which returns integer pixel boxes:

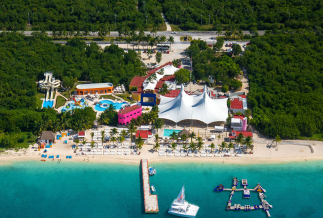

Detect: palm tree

[153,118,164,135]
[238,29,244,40]
[183,144,188,152]
[189,132,196,142]
[110,128,118,137]
[210,143,215,152]
[101,135,105,145]
[228,142,234,152]
[75,138,80,144]
[119,135,125,144]
[160,36,166,46]
[220,141,226,152]
[154,142,160,151]
[236,133,245,147]
[101,130,105,140]
[196,140,203,152]
[91,132,94,141]
[135,136,144,150]
[216,27,222,36]
[155,134,159,142]
[82,139,87,146]
[217,134,221,144]
[127,121,137,144]
[121,130,127,138]
[171,142,177,152]
[147,49,152,59]
[168,36,174,50]
[90,141,95,149]
[189,141,196,151]
[169,131,178,142]
[110,136,117,145]
[181,134,188,145]
[273,135,281,148]
[125,38,131,49]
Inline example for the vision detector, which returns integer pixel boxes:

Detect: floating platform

[141,159,159,213]
[215,177,272,217]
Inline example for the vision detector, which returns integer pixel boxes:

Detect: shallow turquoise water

[163,129,181,137]
[0,161,322,218]
[42,100,54,108]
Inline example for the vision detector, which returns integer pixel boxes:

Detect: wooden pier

[141,159,159,213]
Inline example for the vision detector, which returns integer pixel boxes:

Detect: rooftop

[78,131,85,136]
[231,98,244,109]
[40,131,55,141]
[119,105,142,114]
[76,83,113,89]
[136,130,152,139]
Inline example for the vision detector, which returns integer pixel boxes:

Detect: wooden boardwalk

[141,159,159,213]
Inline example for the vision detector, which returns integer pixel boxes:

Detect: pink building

[118,104,142,125]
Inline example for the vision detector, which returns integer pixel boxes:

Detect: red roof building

[129,62,173,93]
[233,115,245,121]
[78,131,86,139]
[231,98,243,110]
[135,130,152,139]
[229,130,253,140]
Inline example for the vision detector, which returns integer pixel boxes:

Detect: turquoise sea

[0,161,322,218]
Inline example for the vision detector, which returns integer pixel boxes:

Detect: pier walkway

[141,159,159,213]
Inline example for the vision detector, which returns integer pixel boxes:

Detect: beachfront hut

[178,129,190,137]
[40,131,56,144]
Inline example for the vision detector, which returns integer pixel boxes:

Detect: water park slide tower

[39,72,61,100]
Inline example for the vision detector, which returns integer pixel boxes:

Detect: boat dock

[141,159,159,214]
[214,178,272,217]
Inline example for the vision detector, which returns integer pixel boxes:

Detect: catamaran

[168,184,199,217]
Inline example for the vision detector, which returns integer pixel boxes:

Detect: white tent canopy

[158,85,228,124]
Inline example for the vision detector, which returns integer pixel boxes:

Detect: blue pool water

[61,100,88,112]
[42,100,54,108]
[94,100,127,111]
[0,161,322,218]
[163,129,181,137]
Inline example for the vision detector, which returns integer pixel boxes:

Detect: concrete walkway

[161,13,172,32]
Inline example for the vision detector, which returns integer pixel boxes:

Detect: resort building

[118,104,142,125]
[230,95,247,113]
[158,85,228,126]
[76,83,113,95]
[129,62,178,101]
[231,115,247,131]
[78,131,86,141]
[136,130,152,139]
[39,131,56,144]
[229,130,253,141]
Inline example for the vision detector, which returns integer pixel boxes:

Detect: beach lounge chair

[194,154,200,157]
[166,153,173,156]
[201,154,207,157]
[175,153,180,157]
[180,153,186,157]
[159,153,166,156]
[117,152,123,155]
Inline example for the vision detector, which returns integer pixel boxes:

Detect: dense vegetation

[239,32,323,139]
[188,39,242,90]
[0,0,163,31]
[162,0,323,30]
[0,32,143,148]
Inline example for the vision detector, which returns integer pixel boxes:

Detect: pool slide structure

[39,72,60,101]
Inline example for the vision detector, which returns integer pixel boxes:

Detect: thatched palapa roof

[178,129,190,137]
[40,131,55,141]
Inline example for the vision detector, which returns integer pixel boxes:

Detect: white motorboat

[168,184,199,217]
[151,185,156,193]
[148,166,156,176]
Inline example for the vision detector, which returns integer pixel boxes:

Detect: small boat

[148,166,156,176]
[151,185,156,192]
[168,184,199,217]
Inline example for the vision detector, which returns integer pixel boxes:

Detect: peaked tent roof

[158,85,228,124]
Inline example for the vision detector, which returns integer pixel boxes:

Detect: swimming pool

[94,100,127,111]
[43,100,54,108]
[61,99,88,112]
[163,129,181,137]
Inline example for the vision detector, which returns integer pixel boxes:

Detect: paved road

[2,30,265,38]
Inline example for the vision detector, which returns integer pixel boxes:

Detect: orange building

[76,83,113,95]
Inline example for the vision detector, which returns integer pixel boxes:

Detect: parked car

[183,83,188,87]
[208,44,213,47]
[246,42,251,45]
[225,44,229,47]
[228,43,232,47]
[171,31,177,34]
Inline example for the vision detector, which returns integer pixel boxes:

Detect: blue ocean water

[0,161,322,218]
[163,129,181,137]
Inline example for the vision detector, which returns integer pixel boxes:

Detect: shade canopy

[178,129,190,137]
[158,85,228,124]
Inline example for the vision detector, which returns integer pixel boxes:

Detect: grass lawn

[100,95,118,100]
[55,96,67,109]
[170,24,182,31]
[300,134,323,141]
[180,36,192,41]
[36,92,45,109]
[116,93,136,103]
